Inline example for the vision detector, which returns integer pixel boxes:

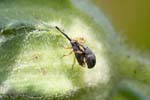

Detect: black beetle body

[81,45,96,68]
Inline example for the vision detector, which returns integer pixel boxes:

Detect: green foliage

[0,0,150,100]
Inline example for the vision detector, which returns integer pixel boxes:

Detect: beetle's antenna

[55,26,72,41]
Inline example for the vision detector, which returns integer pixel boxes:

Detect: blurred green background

[93,0,150,53]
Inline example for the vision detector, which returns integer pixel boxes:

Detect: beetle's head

[70,40,77,45]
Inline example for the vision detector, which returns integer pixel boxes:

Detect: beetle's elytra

[55,26,96,69]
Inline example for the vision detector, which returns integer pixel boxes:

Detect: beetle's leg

[72,56,76,70]
[64,46,72,49]
[61,50,73,58]
[73,37,86,44]
[75,50,83,54]
[81,58,86,67]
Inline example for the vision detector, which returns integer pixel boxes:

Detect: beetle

[55,26,96,69]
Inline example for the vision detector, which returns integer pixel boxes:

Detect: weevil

[55,26,96,69]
